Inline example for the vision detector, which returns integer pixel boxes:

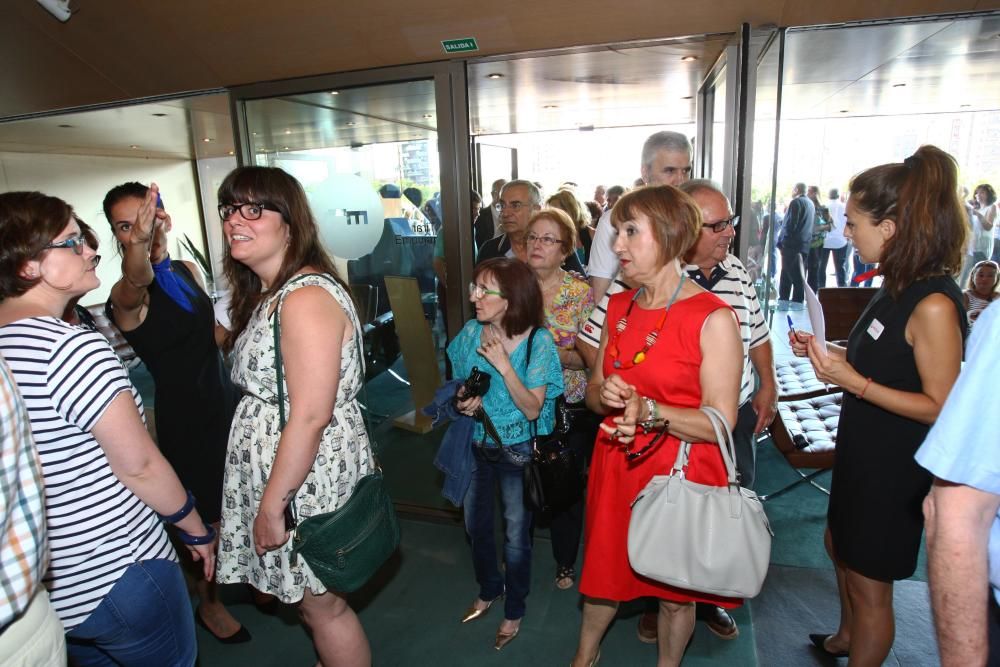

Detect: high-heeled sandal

[555,565,576,590]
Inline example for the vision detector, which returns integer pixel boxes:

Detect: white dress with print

[216,274,373,602]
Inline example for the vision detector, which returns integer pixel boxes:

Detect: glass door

[743,29,784,320]
[230,63,471,516]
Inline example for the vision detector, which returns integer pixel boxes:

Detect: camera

[458,366,491,401]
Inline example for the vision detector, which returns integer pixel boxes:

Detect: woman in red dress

[571,186,743,667]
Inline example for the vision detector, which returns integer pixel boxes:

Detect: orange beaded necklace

[607,274,686,370]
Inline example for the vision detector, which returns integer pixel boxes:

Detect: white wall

[0,152,207,306]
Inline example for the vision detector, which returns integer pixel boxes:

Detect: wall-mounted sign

[442,37,479,54]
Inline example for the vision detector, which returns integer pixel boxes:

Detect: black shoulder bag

[273,274,401,593]
[521,327,584,513]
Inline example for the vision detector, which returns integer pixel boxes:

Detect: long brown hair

[218,166,345,351]
[848,145,966,297]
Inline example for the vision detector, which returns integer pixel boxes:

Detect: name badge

[867,318,885,340]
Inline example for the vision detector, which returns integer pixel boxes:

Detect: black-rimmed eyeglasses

[218,202,280,221]
[702,215,739,234]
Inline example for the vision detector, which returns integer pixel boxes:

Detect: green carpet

[197,518,758,666]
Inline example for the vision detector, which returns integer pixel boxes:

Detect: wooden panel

[2,0,995,118]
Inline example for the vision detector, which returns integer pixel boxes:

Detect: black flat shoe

[809,633,848,658]
[196,606,252,644]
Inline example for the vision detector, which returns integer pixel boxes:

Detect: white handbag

[627,405,773,598]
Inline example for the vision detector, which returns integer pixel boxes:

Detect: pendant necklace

[607,274,686,370]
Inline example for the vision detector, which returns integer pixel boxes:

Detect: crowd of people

[0,131,998,667]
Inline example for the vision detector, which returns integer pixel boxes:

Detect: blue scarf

[151,257,197,313]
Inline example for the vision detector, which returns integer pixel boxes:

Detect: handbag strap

[524,327,540,440]
[271,273,374,520]
[670,406,740,486]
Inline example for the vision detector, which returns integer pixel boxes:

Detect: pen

[787,315,798,342]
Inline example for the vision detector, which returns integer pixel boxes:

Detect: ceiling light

[486,73,504,79]
[129,144,140,149]
[329,91,339,95]
[228,150,235,155]
[422,113,433,119]
[681,56,697,62]
[892,83,906,88]
[152,113,167,117]
[283,146,290,150]
[542,104,558,110]
[58,123,73,128]
[284,129,292,135]
[252,132,258,136]
[839,109,849,113]
[346,121,357,126]
[202,137,213,143]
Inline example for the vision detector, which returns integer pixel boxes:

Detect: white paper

[799,255,828,356]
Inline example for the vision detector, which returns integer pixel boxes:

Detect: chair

[760,288,875,500]
[818,287,878,342]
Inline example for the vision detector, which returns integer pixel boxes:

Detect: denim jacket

[424,379,475,507]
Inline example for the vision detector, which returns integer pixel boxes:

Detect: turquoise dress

[446,319,564,444]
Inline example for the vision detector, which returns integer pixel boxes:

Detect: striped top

[578,254,769,406]
[0,317,175,630]
[0,356,47,628]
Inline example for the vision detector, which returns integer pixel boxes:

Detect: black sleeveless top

[106,260,238,522]
[828,275,966,581]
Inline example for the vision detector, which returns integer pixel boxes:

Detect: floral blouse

[544,273,595,403]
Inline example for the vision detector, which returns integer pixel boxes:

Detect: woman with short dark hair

[449,257,563,650]
[791,145,967,664]
[0,191,215,666]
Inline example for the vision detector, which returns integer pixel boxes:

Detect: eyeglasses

[494,201,529,213]
[218,202,280,221]
[468,283,504,299]
[525,233,562,247]
[44,235,87,255]
[702,215,740,234]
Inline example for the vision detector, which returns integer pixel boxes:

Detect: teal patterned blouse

[446,319,564,445]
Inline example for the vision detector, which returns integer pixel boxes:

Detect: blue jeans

[463,441,533,620]
[66,559,196,667]
[852,253,874,287]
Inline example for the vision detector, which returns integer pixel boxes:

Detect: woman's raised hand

[129,183,168,247]
[805,335,861,389]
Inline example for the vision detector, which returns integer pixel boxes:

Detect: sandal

[555,566,576,590]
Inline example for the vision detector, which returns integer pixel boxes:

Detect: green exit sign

[442,37,479,54]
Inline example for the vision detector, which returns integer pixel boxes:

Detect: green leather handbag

[273,274,401,593]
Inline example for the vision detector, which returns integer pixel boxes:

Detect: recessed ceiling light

[228,150,234,155]
[151,113,168,117]
[346,121,356,126]
[202,137,213,143]
[252,132,258,136]
[58,124,73,128]
[892,83,906,88]
[284,129,292,135]
[130,144,140,149]
[542,104,558,110]
[283,146,290,150]
[681,56,698,62]
[422,113,433,119]
[329,91,339,95]
[681,95,693,100]
[839,109,849,113]
[486,73,504,79]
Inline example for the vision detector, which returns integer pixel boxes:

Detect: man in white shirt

[819,188,849,287]
[586,131,693,304]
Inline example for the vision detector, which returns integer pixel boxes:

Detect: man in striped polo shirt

[577,179,777,642]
